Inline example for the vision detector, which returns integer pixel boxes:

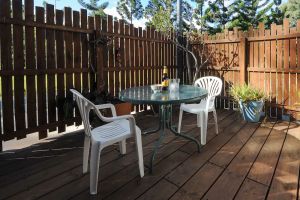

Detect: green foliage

[229,84,267,103]
[228,0,274,30]
[265,0,284,28]
[117,0,144,24]
[145,0,193,32]
[280,0,300,27]
[192,0,205,33]
[203,0,233,34]
[77,0,109,18]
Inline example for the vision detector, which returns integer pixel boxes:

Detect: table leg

[149,105,166,173]
[142,106,162,135]
[168,105,201,152]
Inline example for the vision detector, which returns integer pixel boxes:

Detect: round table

[119,85,208,173]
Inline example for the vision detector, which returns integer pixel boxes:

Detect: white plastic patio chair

[178,76,222,145]
[70,89,144,195]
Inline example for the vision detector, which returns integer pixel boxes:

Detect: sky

[35,0,153,27]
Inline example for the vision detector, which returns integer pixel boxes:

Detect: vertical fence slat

[64,7,74,126]
[55,9,66,133]
[283,19,290,111]
[101,17,108,91]
[25,0,37,130]
[114,20,120,95]
[277,25,283,115]
[119,20,125,91]
[125,24,130,89]
[107,15,114,95]
[88,16,95,89]
[95,16,105,91]
[64,7,73,91]
[130,24,135,89]
[73,11,81,125]
[46,4,56,133]
[81,9,89,91]
[36,6,47,138]
[0,0,14,140]
[13,0,26,139]
[265,29,271,115]
[290,27,297,109]
[270,24,277,116]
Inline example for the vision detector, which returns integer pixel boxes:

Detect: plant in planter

[229,84,267,122]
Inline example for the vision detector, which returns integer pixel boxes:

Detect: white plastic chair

[178,76,222,145]
[70,89,144,195]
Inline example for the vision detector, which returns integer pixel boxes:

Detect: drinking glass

[169,79,180,93]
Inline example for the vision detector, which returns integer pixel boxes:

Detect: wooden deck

[0,109,300,200]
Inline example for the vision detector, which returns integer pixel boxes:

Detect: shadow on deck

[0,109,299,200]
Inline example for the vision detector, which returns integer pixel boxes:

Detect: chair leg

[200,111,208,145]
[83,136,91,174]
[178,109,183,133]
[135,132,144,178]
[90,141,101,195]
[119,140,126,155]
[197,114,201,127]
[213,110,218,134]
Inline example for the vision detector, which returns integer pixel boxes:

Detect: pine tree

[193,0,205,33]
[203,0,233,34]
[77,0,109,18]
[145,0,193,32]
[280,0,300,26]
[117,0,144,24]
[228,0,273,30]
[265,0,284,28]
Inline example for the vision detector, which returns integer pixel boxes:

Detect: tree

[228,0,273,30]
[265,0,284,28]
[116,0,144,24]
[280,0,300,26]
[78,0,109,18]
[145,0,193,32]
[193,0,205,33]
[203,0,233,34]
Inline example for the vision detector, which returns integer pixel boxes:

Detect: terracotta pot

[115,102,132,116]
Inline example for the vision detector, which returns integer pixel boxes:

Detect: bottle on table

[161,66,169,91]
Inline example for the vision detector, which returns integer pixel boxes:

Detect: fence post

[239,37,248,84]
[95,16,105,92]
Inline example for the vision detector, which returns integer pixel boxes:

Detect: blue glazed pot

[239,100,264,122]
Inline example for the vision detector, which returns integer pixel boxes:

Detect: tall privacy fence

[191,20,300,119]
[0,0,177,150]
[0,0,299,149]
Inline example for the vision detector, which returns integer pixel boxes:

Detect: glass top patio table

[119,85,208,105]
[119,85,208,173]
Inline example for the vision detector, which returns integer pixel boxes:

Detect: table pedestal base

[144,104,201,173]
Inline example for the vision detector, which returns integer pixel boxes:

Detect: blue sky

[35,0,151,11]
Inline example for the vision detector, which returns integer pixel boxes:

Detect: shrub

[229,84,267,103]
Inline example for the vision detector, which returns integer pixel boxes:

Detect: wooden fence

[0,0,299,149]
[191,20,300,118]
[0,0,177,150]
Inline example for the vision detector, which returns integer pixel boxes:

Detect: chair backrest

[194,76,223,97]
[70,89,104,137]
[194,76,223,109]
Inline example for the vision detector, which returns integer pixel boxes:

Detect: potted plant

[229,84,267,123]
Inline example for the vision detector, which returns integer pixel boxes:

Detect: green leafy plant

[229,84,267,103]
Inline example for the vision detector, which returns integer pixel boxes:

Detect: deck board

[0,110,299,200]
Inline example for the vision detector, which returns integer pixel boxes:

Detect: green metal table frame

[144,104,201,173]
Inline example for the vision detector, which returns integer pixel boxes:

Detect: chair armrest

[93,103,117,117]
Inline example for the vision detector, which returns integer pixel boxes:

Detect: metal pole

[176,0,184,82]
